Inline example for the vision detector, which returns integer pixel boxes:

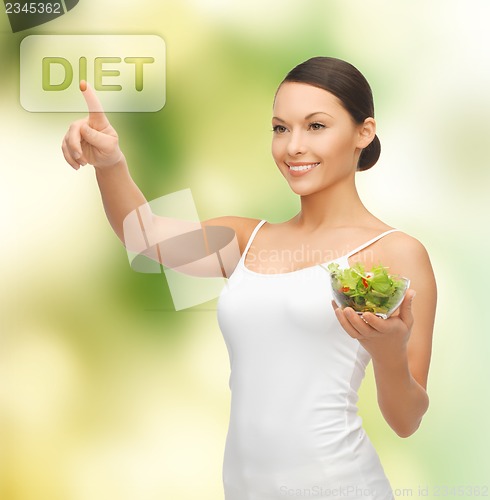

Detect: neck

[293,177,371,231]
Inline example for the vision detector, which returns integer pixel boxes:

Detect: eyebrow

[272,111,334,122]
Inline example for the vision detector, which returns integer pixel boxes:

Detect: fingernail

[411,291,416,301]
[73,151,81,160]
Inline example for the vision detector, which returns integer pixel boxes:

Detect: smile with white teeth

[288,162,319,171]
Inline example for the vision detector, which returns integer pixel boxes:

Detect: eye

[272,125,287,134]
[308,122,326,131]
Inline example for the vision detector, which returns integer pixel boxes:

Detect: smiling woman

[271,83,374,191]
[61,56,436,500]
[274,56,380,173]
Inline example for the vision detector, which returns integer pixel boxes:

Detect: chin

[286,181,319,197]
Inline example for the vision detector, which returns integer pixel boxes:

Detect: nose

[286,129,307,156]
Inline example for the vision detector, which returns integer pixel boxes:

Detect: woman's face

[271,82,372,196]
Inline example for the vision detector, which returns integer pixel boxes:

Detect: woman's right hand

[61,81,123,170]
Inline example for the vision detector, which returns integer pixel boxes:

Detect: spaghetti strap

[344,228,400,259]
[242,219,267,260]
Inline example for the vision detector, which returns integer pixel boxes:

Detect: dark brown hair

[280,56,380,171]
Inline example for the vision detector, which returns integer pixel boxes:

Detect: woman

[62,57,437,500]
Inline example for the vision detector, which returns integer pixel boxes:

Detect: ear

[357,117,376,149]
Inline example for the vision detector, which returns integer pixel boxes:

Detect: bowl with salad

[325,262,410,319]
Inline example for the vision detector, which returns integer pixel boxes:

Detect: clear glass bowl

[330,273,410,320]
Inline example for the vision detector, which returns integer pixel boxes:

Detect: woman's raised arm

[61,82,257,278]
[62,81,150,243]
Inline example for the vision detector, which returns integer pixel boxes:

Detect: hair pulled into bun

[358,134,381,171]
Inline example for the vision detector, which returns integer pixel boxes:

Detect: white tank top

[217,220,398,500]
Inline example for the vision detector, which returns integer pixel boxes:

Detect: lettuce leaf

[325,262,408,317]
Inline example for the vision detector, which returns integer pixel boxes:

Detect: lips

[286,162,320,176]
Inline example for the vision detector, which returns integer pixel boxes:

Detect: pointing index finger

[80,80,109,130]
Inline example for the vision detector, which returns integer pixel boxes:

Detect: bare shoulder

[376,231,434,279]
[202,215,263,254]
[355,228,437,302]
[385,231,437,306]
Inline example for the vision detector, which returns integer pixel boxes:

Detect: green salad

[326,262,408,317]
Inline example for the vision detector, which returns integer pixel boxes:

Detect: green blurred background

[1,1,489,499]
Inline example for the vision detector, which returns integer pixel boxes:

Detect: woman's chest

[218,267,336,334]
